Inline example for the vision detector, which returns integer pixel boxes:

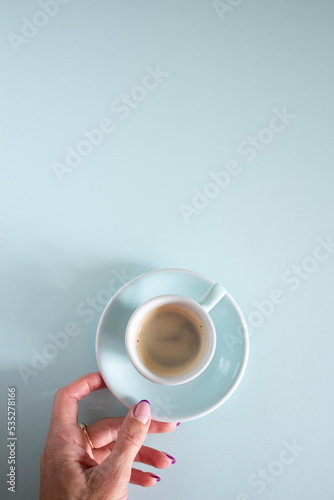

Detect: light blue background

[1,0,334,498]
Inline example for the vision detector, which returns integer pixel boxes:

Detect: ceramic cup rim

[125,294,217,385]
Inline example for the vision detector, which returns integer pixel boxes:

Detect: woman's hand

[40,372,178,499]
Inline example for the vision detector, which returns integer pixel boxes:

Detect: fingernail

[165,453,176,464]
[149,474,161,482]
[134,400,150,424]
[176,422,181,426]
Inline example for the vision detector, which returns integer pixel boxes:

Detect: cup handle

[198,283,226,312]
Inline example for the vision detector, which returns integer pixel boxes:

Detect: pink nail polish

[134,400,150,424]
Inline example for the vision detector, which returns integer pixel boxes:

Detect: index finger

[51,372,106,427]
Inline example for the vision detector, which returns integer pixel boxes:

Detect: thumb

[112,399,151,469]
[95,400,151,491]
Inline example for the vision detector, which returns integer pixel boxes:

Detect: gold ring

[79,423,95,450]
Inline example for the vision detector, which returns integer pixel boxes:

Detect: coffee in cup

[135,303,207,377]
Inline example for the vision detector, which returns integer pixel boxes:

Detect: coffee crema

[135,304,207,377]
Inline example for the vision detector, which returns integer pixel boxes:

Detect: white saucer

[96,269,249,422]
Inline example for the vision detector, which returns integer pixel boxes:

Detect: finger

[50,372,106,428]
[94,400,151,491]
[86,418,178,449]
[129,467,161,487]
[85,417,125,448]
[93,441,175,469]
[148,420,179,434]
[134,445,176,468]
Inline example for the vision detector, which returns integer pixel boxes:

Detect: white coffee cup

[125,283,226,385]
